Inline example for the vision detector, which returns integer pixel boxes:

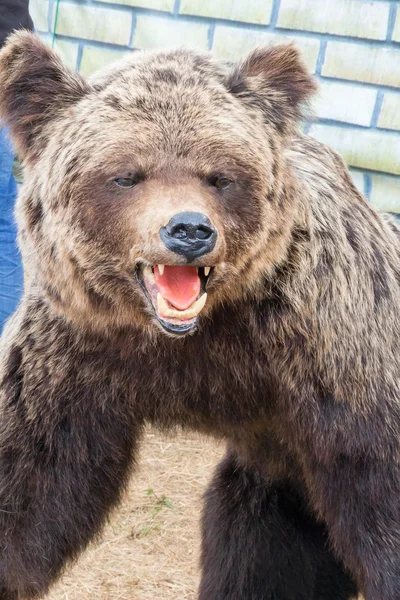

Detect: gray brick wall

[30,0,400,213]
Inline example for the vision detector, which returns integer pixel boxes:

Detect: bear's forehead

[44,49,271,180]
[58,50,255,156]
[90,48,229,97]
[67,48,241,146]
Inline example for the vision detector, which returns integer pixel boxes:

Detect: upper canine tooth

[158,264,165,276]
[204,267,211,276]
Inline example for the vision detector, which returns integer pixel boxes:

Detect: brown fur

[0,31,399,600]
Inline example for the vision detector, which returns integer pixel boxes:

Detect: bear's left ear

[0,30,90,163]
[226,44,317,132]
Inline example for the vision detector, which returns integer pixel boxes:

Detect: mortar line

[270,0,281,27]
[128,12,137,48]
[387,3,397,41]
[370,90,384,128]
[315,39,327,76]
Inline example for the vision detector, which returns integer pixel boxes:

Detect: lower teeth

[157,293,207,320]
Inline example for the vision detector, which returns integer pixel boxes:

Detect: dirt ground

[46,430,362,600]
[47,430,224,600]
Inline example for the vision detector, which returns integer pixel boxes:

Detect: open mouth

[136,264,213,335]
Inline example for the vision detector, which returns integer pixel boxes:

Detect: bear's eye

[210,177,234,190]
[114,177,138,189]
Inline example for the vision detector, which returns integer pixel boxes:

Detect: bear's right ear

[0,31,90,163]
[226,44,317,132]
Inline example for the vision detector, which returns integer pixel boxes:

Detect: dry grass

[46,430,362,600]
[47,430,224,600]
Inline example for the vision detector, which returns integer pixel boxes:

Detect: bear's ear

[0,31,90,163]
[226,44,317,132]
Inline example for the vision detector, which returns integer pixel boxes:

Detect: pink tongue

[154,265,200,311]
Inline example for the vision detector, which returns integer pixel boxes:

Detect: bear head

[0,32,316,337]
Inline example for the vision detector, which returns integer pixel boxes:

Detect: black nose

[159,212,217,261]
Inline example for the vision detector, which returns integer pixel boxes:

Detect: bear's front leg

[301,414,400,600]
[0,313,143,599]
[199,450,356,600]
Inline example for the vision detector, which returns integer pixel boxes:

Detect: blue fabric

[0,127,23,334]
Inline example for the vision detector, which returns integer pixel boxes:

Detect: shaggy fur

[0,31,399,600]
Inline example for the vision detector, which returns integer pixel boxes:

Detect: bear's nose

[159,212,217,261]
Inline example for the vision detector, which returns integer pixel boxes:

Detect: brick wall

[30,0,400,214]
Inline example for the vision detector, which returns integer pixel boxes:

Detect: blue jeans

[0,127,23,334]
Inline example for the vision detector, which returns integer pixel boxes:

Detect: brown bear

[0,30,399,600]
